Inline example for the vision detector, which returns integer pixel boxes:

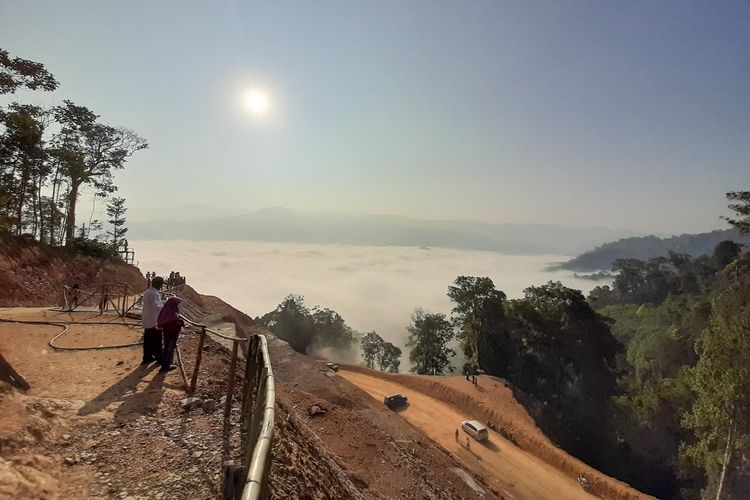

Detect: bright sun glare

[243,89,270,116]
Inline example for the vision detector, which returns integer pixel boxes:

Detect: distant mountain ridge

[557,229,750,271]
[128,206,638,255]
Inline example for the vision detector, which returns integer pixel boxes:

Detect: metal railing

[177,307,276,500]
[239,334,275,499]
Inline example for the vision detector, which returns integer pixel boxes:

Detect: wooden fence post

[0,354,30,391]
[190,326,207,393]
[175,345,190,393]
[224,341,239,422]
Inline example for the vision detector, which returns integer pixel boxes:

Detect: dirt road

[340,368,594,500]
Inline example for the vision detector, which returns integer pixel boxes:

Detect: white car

[461,420,489,442]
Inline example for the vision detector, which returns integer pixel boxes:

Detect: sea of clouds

[133,240,608,352]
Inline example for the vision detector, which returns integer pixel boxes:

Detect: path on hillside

[340,368,594,500]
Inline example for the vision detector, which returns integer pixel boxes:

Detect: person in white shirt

[141,276,164,364]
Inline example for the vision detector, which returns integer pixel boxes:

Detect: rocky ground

[0,308,243,499]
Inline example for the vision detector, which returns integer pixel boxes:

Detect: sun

[243,89,270,116]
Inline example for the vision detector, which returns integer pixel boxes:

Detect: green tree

[259,296,357,357]
[406,309,455,375]
[0,48,59,95]
[713,240,742,269]
[257,294,314,353]
[588,285,617,308]
[310,307,356,353]
[0,104,50,236]
[505,282,621,470]
[50,101,147,246]
[611,258,679,304]
[510,282,620,398]
[361,330,384,369]
[682,276,750,499]
[378,342,401,373]
[106,197,128,247]
[723,191,750,234]
[447,276,508,374]
[360,330,401,372]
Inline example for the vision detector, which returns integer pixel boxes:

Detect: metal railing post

[244,366,267,467]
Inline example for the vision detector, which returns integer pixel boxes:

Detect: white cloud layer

[133,241,608,352]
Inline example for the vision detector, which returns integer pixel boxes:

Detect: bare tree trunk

[15,162,29,236]
[7,160,18,233]
[49,168,61,245]
[47,198,55,245]
[715,416,735,500]
[64,180,80,246]
[31,173,40,239]
[36,174,44,241]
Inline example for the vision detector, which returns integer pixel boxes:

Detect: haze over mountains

[129,206,639,255]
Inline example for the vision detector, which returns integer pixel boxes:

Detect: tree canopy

[0,48,145,252]
[724,191,750,234]
[682,274,750,498]
[257,294,357,358]
[51,100,147,245]
[447,276,508,374]
[406,309,455,375]
[0,48,59,94]
[360,330,401,373]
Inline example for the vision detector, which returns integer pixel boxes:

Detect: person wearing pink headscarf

[157,297,185,372]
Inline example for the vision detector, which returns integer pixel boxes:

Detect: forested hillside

[558,229,750,271]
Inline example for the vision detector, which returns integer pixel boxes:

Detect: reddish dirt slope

[268,338,498,499]
[0,237,145,307]
[340,365,650,500]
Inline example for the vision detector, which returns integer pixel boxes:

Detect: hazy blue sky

[1,1,748,233]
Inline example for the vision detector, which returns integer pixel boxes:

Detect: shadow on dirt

[78,364,163,420]
[114,370,168,424]
[480,439,501,452]
[390,402,410,413]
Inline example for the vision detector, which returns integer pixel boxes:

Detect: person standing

[141,276,164,365]
[157,297,185,372]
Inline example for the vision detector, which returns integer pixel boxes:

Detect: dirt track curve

[340,368,643,500]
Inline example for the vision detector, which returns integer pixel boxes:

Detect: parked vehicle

[384,393,408,410]
[461,420,489,442]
